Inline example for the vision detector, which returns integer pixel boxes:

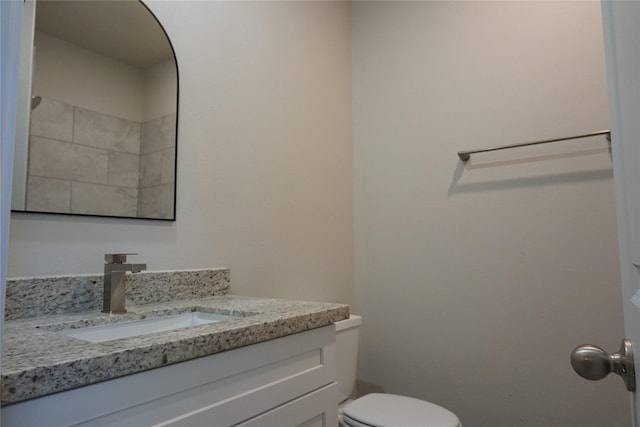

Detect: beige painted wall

[33,31,145,122]
[8,1,627,424]
[143,58,176,121]
[352,1,628,426]
[8,1,354,305]
[32,31,177,124]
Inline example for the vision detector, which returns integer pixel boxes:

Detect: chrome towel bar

[457,129,611,162]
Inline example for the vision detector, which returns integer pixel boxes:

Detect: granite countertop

[2,295,349,406]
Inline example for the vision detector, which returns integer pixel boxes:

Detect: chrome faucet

[103,253,146,314]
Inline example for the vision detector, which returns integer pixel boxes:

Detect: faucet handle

[105,253,138,264]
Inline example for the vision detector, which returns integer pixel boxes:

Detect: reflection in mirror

[12,0,178,220]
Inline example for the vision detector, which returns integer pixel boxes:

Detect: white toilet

[335,315,461,427]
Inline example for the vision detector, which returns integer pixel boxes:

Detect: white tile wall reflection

[138,114,176,218]
[26,97,175,218]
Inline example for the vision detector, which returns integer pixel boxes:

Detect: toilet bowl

[335,315,461,427]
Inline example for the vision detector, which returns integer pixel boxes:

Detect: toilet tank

[335,314,362,403]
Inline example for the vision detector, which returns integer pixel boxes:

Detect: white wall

[11,0,35,211]
[33,31,145,122]
[143,58,177,122]
[352,2,628,426]
[33,31,177,123]
[8,1,626,424]
[8,1,354,305]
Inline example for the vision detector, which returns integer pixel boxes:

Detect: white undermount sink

[59,312,236,343]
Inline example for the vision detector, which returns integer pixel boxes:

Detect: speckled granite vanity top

[2,269,349,406]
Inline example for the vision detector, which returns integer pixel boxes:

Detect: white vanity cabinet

[2,325,338,427]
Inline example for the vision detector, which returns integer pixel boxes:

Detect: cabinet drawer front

[233,383,338,427]
[137,346,335,427]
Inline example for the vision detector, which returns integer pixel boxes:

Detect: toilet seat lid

[342,393,460,427]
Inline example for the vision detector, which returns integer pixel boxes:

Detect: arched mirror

[12,0,178,220]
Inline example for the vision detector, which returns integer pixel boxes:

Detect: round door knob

[570,339,636,392]
[570,344,613,380]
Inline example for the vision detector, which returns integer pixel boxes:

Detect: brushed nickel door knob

[570,339,635,392]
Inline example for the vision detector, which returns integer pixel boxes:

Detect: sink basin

[59,312,236,343]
